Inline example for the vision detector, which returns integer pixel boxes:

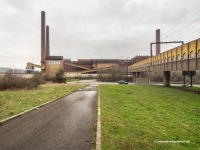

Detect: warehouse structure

[26,11,148,78]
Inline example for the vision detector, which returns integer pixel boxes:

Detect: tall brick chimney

[156,29,160,55]
[46,25,50,57]
[41,11,46,70]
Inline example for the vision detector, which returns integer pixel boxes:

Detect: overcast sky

[1,0,200,69]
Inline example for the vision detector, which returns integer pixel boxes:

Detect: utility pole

[77,61,78,83]
[127,57,130,83]
[150,41,184,57]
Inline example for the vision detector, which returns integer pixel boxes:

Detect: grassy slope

[100,85,200,150]
[0,84,86,121]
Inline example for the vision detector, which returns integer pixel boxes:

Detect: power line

[161,8,200,38]
[165,21,200,40]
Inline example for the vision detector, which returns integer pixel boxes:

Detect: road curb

[96,87,101,150]
[0,92,73,125]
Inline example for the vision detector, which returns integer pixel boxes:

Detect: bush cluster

[0,71,46,90]
[44,69,66,83]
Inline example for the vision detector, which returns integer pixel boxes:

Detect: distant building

[63,59,130,73]
[131,55,149,64]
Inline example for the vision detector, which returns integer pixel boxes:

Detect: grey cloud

[1,0,200,68]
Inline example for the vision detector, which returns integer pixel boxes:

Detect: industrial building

[26,11,148,78]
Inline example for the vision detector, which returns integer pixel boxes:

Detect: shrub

[43,74,53,81]
[54,69,66,83]
[30,73,46,87]
[0,71,46,90]
[43,70,66,83]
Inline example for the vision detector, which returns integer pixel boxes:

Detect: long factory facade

[26,11,148,78]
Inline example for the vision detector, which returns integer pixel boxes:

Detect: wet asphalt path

[0,84,98,150]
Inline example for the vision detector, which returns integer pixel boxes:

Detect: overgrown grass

[0,84,86,121]
[100,85,200,150]
[67,78,80,82]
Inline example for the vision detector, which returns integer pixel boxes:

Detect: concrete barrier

[135,78,150,85]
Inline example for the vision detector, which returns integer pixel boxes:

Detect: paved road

[0,84,98,150]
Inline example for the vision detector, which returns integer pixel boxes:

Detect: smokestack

[41,11,46,70]
[156,29,160,55]
[46,25,50,57]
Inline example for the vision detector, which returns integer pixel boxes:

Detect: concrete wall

[135,78,150,85]
[45,60,64,77]
[95,63,118,69]
[64,72,97,78]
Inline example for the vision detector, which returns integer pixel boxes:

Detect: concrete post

[132,72,136,83]
[135,72,140,78]
[132,73,135,78]
[46,25,50,57]
[190,73,193,87]
[41,11,46,70]
[163,71,170,86]
[183,74,186,86]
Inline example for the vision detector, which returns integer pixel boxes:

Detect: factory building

[26,11,148,78]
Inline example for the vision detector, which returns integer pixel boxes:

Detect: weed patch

[0,71,46,90]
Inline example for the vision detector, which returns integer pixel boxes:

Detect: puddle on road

[89,84,98,87]
[76,87,97,96]
[84,91,96,95]
[84,86,97,91]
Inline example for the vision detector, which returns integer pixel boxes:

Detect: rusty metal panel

[147,57,151,66]
[189,40,196,52]
[188,40,197,70]
[171,48,177,57]
[159,53,162,64]
[167,49,172,61]
[197,39,200,69]
[197,38,200,51]
[151,57,156,72]
[171,48,177,72]
[164,52,168,71]
[153,56,156,64]
[164,51,168,60]
[182,43,189,57]
[189,40,196,59]
[145,58,148,66]
[160,53,164,63]
[182,43,189,70]
[159,53,164,71]
[140,60,145,67]
[155,55,160,68]
[156,54,160,63]
[148,57,151,63]
[177,46,181,56]
[167,50,172,71]
[155,55,158,63]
